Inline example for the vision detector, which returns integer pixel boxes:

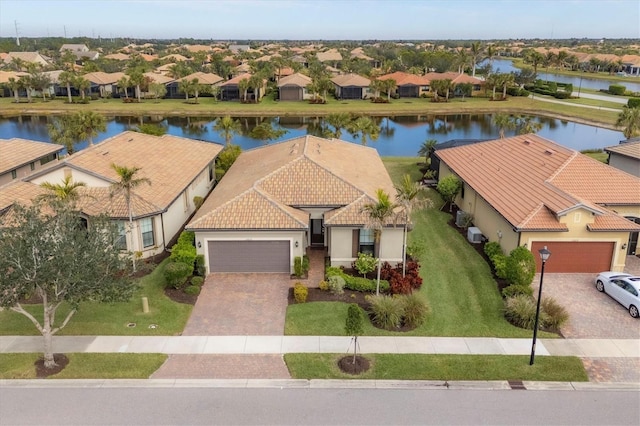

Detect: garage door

[530,242,614,273]
[208,240,290,273]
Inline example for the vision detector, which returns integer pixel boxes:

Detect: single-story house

[3,52,51,68]
[331,73,372,100]
[219,72,265,101]
[0,132,223,260]
[0,138,63,186]
[605,140,640,178]
[316,49,342,67]
[377,72,430,98]
[83,71,125,97]
[186,135,405,274]
[423,72,484,94]
[166,71,223,98]
[277,73,313,101]
[436,134,640,272]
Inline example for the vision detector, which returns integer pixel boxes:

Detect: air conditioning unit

[455,210,467,227]
[467,227,483,244]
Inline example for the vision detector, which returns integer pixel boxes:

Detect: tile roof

[378,72,429,86]
[83,71,125,85]
[220,72,252,86]
[277,73,312,88]
[104,53,130,61]
[188,135,398,231]
[0,70,28,84]
[423,72,483,85]
[0,139,63,174]
[178,72,223,85]
[436,134,640,231]
[331,73,371,87]
[144,72,173,84]
[605,141,640,161]
[317,49,342,62]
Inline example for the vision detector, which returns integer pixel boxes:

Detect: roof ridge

[326,193,372,223]
[546,149,578,183]
[188,185,259,228]
[253,187,308,228]
[517,203,545,229]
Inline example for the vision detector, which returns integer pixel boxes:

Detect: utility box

[467,227,483,243]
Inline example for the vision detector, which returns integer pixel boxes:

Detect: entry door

[311,219,324,246]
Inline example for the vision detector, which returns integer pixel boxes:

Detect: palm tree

[75,111,106,146]
[117,76,131,99]
[418,139,437,164]
[316,76,334,102]
[59,71,75,103]
[486,73,500,100]
[455,49,469,73]
[7,77,21,103]
[238,78,250,102]
[213,115,242,146]
[127,69,144,102]
[361,189,397,295]
[325,113,351,139]
[37,176,86,204]
[369,78,383,99]
[110,164,151,273]
[616,106,640,139]
[492,113,516,138]
[248,74,264,102]
[469,41,484,77]
[348,116,380,146]
[19,75,33,103]
[500,73,515,99]
[485,45,497,69]
[48,115,80,155]
[381,78,397,101]
[525,50,545,75]
[179,78,196,102]
[249,121,287,143]
[395,174,431,277]
[74,75,90,100]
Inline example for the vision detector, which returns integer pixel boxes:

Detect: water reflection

[0,113,624,156]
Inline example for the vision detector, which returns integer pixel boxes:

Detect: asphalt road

[1,385,639,425]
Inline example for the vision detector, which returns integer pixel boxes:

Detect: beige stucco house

[0,139,63,186]
[0,132,223,260]
[186,135,405,274]
[605,140,640,178]
[436,134,640,272]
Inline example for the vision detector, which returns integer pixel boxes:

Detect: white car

[595,272,640,318]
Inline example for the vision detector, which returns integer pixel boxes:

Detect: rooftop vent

[523,140,531,145]
[544,149,555,155]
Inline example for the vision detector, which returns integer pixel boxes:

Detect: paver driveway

[182,273,291,336]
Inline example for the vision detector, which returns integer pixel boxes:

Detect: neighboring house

[0,70,28,97]
[2,132,223,259]
[605,140,640,178]
[83,71,125,97]
[3,52,51,68]
[331,73,372,100]
[277,73,313,101]
[104,53,131,61]
[316,49,342,67]
[219,72,265,101]
[60,44,89,53]
[0,139,63,186]
[186,135,405,274]
[436,134,640,272]
[424,72,484,94]
[378,72,430,98]
[166,72,223,98]
[162,54,190,62]
[621,54,640,76]
[229,44,251,53]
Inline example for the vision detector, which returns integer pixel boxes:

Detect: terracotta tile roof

[423,72,483,85]
[83,71,125,85]
[104,53,130,61]
[588,214,640,232]
[0,181,44,213]
[0,70,28,84]
[188,136,397,231]
[436,134,640,231]
[178,72,223,85]
[605,141,640,161]
[220,72,252,86]
[0,139,63,175]
[277,73,312,88]
[143,72,173,84]
[331,73,371,87]
[317,49,342,62]
[162,53,189,62]
[378,72,429,86]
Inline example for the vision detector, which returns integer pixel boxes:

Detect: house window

[11,170,17,179]
[40,153,56,165]
[140,217,155,248]
[30,162,35,171]
[115,222,127,250]
[359,229,375,255]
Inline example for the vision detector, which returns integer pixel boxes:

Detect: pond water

[0,114,624,156]
[484,59,640,93]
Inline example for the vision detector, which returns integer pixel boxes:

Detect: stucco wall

[608,154,640,177]
[30,167,111,187]
[329,226,404,268]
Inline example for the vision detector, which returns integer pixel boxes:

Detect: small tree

[344,304,365,365]
[354,252,377,277]
[436,175,461,212]
[0,201,134,369]
[506,246,536,287]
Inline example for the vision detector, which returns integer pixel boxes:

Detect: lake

[485,59,640,93]
[0,114,624,156]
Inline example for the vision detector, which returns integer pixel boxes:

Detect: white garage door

[208,240,290,273]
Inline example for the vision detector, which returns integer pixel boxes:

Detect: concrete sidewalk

[2,335,639,357]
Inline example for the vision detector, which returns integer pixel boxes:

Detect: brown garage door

[531,241,614,273]
[208,240,290,273]
[280,87,301,101]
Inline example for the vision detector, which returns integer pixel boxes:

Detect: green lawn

[0,353,166,379]
[284,354,588,381]
[0,259,192,336]
[285,157,556,338]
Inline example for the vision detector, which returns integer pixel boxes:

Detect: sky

[1,0,639,40]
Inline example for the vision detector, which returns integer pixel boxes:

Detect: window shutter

[352,229,359,257]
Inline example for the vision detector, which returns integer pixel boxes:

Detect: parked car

[595,272,640,318]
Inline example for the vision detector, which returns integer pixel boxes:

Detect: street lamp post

[530,246,551,366]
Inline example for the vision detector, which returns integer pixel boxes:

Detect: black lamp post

[530,246,551,366]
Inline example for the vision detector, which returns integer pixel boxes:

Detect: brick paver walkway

[151,354,290,379]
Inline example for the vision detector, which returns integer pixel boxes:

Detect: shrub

[347,277,389,293]
[193,196,204,209]
[354,252,377,277]
[327,275,345,295]
[345,303,365,335]
[169,247,196,274]
[178,231,195,246]
[302,255,310,275]
[628,97,640,108]
[368,295,403,330]
[401,294,429,328]
[294,256,303,277]
[553,92,571,99]
[506,246,536,286]
[390,274,412,295]
[502,284,534,298]
[609,84,626,96]
[547,82,558,93]
[318,280,329,291]
[484,241,503,259]
[195,254,206,276]
[217,144,242,174]
[293,282,308,303]
[191,276,204,287]
[184,285,201,296]
[164,261,192,289]
[491,254,508,279]
[504,295,549,330]
[406,241,426,260]
[541,297,569,331]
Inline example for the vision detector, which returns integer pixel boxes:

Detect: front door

[311,219,324,246]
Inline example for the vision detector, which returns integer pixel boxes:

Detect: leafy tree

[524,50,545,75]
[457,82,473,100]
[0,201,134,369]
[249,121,287,143]
[418,139,437,164]
[29,69,52,102]
[148,82,167,102]
[348,116,380,146]
[500,73,515,99]
[369,78,384,99]
[395,174,431,276]
[18,75,33,103]
[216,144,242,176]
[493,113,516,138]
[74,75,91,100]
[118,76,131,99]
[516,116,543,135]
[133,123,167,136]
[178,78,196,102]
[48,115,81,154]
[344,304,365,365]
[381,78,397,101]
[616,106,640,139]
[213,115,242,146]
[436,175,461,212]
[6,77,21,103]
[513,67,537,87]
[316,76,334,102]
[75,111,106,146]
[325,113,351,139]
[354,252,377,277]
[361,189,397,295]
[109,164,152,272]
[127,68,144,102]
[248,74,264,102]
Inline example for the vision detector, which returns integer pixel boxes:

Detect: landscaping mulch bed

[164,287,198,305]
[288,287,369,310]
[35,353,69,378]
[338,355,370,375]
